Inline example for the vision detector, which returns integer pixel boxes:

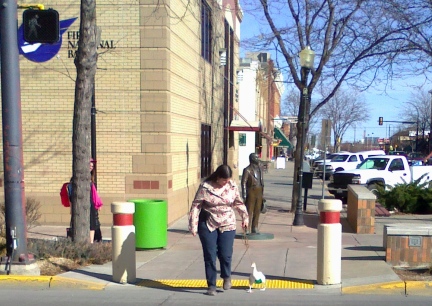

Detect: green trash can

[128,199,167,249]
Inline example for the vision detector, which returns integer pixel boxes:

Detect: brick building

[3,0,243,226]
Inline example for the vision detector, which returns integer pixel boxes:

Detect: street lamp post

[293,46,315,226]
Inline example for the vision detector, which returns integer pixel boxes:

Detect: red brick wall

[346,185,375,234]
[385,235,432,267]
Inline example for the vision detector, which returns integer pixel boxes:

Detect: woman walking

[189,165,249,296]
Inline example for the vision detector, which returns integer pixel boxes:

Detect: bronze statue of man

[241,153,264,234]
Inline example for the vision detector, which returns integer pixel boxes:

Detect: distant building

[235,52,286,173]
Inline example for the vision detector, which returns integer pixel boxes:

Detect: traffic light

[378,117,383,125]
[23,9,59,44]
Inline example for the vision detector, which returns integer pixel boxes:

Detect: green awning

[274,127,292,149]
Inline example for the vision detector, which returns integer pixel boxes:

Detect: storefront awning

[228,120,261,132]
[274,127,293,149]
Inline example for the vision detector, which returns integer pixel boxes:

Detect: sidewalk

[4,160,432,296]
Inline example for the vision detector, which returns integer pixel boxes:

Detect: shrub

[0,197,42,237]
[27,238,112,265]
[375,174,432,214]
[0,237,5,256]
[0,197,42,256]
[0,199,112,270]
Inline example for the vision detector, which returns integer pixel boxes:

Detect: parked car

[356,150,386,158]
[311,152,346,177]
[316,152,365,180]
[327,155,432,202]
[389,150,408,157]
[407,152,424,166]
[305,151,321,160]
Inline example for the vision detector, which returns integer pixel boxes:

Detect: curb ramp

[137,279,314,290]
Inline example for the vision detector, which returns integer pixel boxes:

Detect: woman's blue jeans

[198,221,236,288]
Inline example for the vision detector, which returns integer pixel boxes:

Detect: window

[201,124,212,178]
[332,154,348,162]
[348,155,358,162]
[374,159,388,170]
[239,133,246,146]
[389,158,405,171]
[201,0,212,62]
[358,159,375,170]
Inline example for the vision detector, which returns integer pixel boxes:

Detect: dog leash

[242,227,249,249]
[242,226,255,263]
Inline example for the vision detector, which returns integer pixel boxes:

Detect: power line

[355,126,389,129]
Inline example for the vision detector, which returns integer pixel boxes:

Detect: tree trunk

[71,0,98,243]
[291,88,311,214]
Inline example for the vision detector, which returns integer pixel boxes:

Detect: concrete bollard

[111,201,136,284]
[317,199,342,285]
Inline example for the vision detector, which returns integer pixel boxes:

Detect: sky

[344,85,417,142]
[238,1,431,144]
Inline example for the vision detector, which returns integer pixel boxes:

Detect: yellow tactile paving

[137,279,314,289]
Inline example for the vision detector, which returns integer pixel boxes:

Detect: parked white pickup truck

[327,155,432,200]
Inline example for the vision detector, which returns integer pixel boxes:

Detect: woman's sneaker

[223,278,232,290]
[206,287,217,296]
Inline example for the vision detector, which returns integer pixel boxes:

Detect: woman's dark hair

[205,165,232,182]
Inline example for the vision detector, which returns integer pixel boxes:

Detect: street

[0,287,429,306]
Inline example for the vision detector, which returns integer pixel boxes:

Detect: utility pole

[0,0,36,274]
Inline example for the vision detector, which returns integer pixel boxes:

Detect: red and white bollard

[111,201,136,284]
[317,199,342,285]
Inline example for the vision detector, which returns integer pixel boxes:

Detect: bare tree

[386,0,432,73]
[281,87,320,143]
[70,0,98,242]
[281,87,300,117]
[320,88,369,152]
[399,87,432,153]
[242,0,431,212]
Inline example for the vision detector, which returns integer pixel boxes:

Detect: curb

[0,275,106,290]
[0,275,52,288]
[342,281,406,295]
[405,281,432,296]
[50,276,107,290]
[342,280,432,295]
[0,276,431,295]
